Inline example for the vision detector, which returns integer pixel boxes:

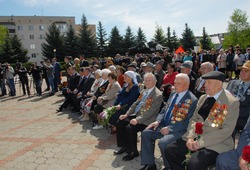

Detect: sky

[0,0,250,40]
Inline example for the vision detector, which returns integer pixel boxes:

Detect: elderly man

[227,60,250,132]
[165,71,239,170]
[154,60,166,89]
[180,62,196,93]
[114,73,163,161]
[194,62,214,98]
[140,73,198,170]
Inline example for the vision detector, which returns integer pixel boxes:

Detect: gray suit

[141,90,198,167]
[227,80,250,130]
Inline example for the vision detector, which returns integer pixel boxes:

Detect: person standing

[41,60,55,96]
[5,63,16,96]
[29,63,42,96]
[16,63,30,96]
[52,58,61,92]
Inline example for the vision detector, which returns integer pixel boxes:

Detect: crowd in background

[0,45,250,170]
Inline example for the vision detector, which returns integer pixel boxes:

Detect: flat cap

[127,63,137,69]
[180,62,192,69]
[155,60,164,66]
[201,71,225,82]
[145,62,154,68]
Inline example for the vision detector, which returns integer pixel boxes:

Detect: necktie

[237,82,245,99]
[163,94,179,125]
[198,97,216,120]
[134,90,149,114]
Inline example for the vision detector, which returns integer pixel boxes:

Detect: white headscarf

[124,71,138,85]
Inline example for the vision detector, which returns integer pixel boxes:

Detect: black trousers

[116,118,146,154]
[165,138,218,170]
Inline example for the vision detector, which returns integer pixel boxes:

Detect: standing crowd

[0,45,250,170]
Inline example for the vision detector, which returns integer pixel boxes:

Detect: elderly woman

[92,73,122,130]
[108,71,140,131]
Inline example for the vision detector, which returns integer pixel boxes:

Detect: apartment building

[0,15,96,64]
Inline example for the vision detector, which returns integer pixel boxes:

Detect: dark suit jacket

[80,60,89,67]
[80,74,95,96]
[126,87,163,126]
[155,69,166,89]
[53,62,61,78]
[68,72,80,91]
[227,80,250,130]
[156,90,198,136]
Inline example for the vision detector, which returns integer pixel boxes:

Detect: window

[28,25,34,30]
[17,26,23,31]
[31,53,36,58]
[39,25,44,30]
[30,44,35,49]
[39,34,44,39]
[30,35,34,39]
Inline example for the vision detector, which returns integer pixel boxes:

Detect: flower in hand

[241,146,250,169]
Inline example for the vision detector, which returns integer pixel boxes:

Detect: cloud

[19,0,60,7]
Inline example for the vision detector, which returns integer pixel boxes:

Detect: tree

[123,26,135,52]
[135,27,147,45]
[181,23,197,51]
[78,13,97,57]
[96,21,108,57]
[172,30,180,51]
[0,25,8,46]
[64,24,79,57]
[107,26,123,56]
[11,34,29,63]
[0,33,13,63]
[223,9,250,49]
[200,27,213,50]
[165,27,173,51]
[41,23,64,61]
[152,25,166,45]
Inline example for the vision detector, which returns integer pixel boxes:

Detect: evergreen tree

[172,30,180,51]
[200,27,213,50]
[64,24,79,58]
[223,9,250,49]
[96,21,108,57]
[166,27,173,51]
[136,27,147,45]
[78,13,97,58]
[123,26,135,52]
[181,23,197,51]
[41,23,64,61]
[107,26,123,56]
[152,25,166,45]
[1,33,12,63]
[11,34,29,63]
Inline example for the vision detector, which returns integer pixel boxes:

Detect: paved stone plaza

[0,84,162,170]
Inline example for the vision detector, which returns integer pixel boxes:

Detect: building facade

[0,16,96,64]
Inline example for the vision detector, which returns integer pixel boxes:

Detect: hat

[140,62,146,67]
[180,62,192,69]
[201,71,225,82]
[127,63,137,69]
[145,62,154,68]
[242,61,250,70]
[93,64,99,69]
[155,60,164,66]
[124,71,138,85]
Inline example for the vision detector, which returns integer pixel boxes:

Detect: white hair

[175,73,190,84]
[109,65,116,72]
[184,60,193,68]
[201,62,214,71]
[143,72,157,82]
[101,68,111,76]
[95,69,102,77]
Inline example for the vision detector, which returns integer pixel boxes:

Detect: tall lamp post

[53,49,56,58]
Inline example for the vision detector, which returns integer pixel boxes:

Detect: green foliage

[181,23,197,51]
[152,25,166,45]
[0,25,8,46]
[78,13,97,58]
[223,9,250,49]
[11,34,29,63]
[165,27,180,51]
[64,24,79,58]
[107,26,123,56]
[200,27,213,50]
[123,26,135,52]
[41,23,64,61]
[96,21,108,57]
[172,30,180,51]
[136,27,147,45]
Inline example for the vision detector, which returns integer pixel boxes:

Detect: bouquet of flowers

[100,106,117,125]
[242,145,250,168]
[183,122,203,168]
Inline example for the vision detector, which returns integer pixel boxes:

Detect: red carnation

[195,122,203,135]
[242,146,250,162]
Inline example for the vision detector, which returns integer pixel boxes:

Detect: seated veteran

[165,71,239,170]
[140,73,198,170]
[114,73,163,162]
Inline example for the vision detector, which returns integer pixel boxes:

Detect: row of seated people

[57,61,250,170]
